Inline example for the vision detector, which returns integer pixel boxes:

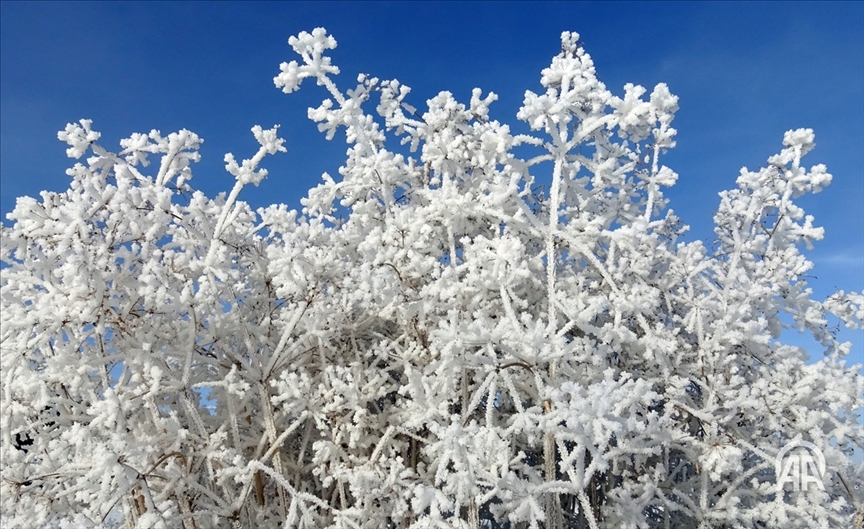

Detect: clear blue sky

[1,1,862,360]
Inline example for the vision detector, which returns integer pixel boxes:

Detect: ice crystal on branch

[2,28,862,529]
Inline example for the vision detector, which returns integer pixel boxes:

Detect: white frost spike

[783,127,816,153]
[224,125,286,187]
[274,27,340,94]
[560,31,582,56]
[154,129,203,186]
[252,124,288,155]
[57,119,101,159]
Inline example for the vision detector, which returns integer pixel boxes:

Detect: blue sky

[1,1,862,361]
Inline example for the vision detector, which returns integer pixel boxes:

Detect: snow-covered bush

[2,28,862,529]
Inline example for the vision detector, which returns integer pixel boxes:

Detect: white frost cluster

[2,28,862,529]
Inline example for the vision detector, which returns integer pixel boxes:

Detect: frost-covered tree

[2,28,862,529]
